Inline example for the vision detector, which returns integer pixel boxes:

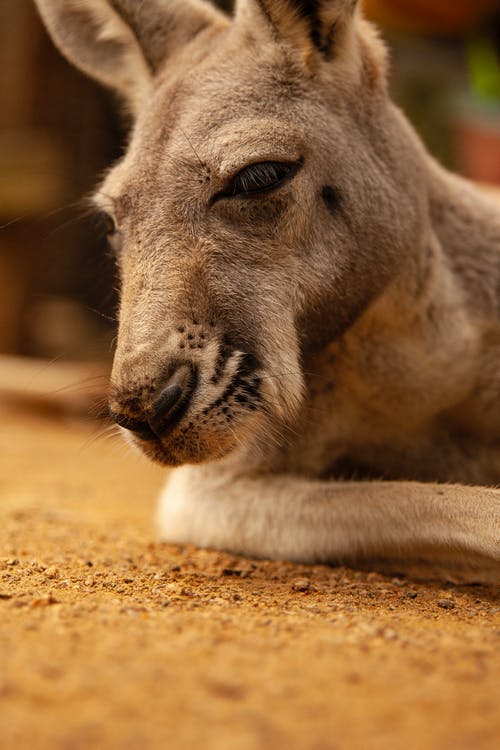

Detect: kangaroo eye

[104,215,116,237]
[96,210,116,237]
[221,160,302,199]
[97,211,122,254]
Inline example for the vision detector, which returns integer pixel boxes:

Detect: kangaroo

[35,0,500,565]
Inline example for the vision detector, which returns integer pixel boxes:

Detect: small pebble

[436,599,456,610]
[31,594,59,608]
[292,578,310,593]
[383,628,398,640]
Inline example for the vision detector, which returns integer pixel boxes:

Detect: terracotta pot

[455,102,500,184]
[364,0,498,35]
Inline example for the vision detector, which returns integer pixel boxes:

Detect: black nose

[111,364,197,440]
[149,364,196,436]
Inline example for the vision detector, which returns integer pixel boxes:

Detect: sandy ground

[1,397,499,750]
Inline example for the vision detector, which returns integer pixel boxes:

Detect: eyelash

[216,160,302,201]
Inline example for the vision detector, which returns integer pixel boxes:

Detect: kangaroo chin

[36,0,500,566]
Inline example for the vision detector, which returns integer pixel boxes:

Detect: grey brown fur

[35,0,500,564]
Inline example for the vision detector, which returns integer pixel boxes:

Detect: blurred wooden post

[0,0,66,353]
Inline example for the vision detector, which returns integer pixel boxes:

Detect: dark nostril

[110,365,197,442]
[148,364,197,437]
[110,410,156,441]
[153,383,182,418]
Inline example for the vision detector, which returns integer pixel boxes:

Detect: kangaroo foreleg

[157,467,500,564]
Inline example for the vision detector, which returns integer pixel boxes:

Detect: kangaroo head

[36,0,427,465]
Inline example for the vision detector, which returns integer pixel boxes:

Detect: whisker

[20,355,66,391]
[42,203,100,241]
[227,423,245,451]
[179,125,205,170]
[83,304,117,323]
[0,199,92,232]
[0,214,30,230]
[78,422,120,452]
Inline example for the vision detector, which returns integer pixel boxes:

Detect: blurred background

[1,0,499,366]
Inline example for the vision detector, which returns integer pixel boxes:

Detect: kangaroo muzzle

[110,363,198,441]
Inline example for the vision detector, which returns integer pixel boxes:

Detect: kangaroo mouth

[115,352,267,467]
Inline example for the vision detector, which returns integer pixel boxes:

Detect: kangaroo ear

[238,0,360,62]
[34,0,225,110]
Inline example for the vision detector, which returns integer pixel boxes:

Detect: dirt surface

[1,402,499,750]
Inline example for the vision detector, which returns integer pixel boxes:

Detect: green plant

[467,36,500,102]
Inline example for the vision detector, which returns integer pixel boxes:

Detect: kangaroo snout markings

[110,322,263,463]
